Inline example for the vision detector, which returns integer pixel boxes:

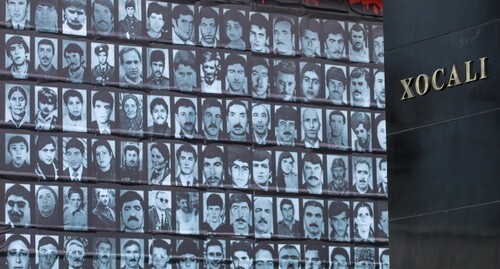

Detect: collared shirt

[277,220,301,237]
[35,110,57,131]
[328,132,348,150]
[276,136,295,147]
[68,165,83,181]
[200,38,218,48]
[178,174,196,187]
[63,114,87,133]
[226,39,246,51]
[253,130,268,145]
[9,61,29,79]
[67,66,85,83]
[6,111,29,128]
[304,230,322,240]
[304,139,320,149]
[35,64,57,78]
[173,31,195,45]
[97,122,112,135]
[349,43,369,63]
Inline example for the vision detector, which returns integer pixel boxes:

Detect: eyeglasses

[157,197,168,203]
[8,200,27,208]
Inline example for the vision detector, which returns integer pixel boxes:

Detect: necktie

[160,213,165,229]
[72,171,78,181]
[187,181,191,187]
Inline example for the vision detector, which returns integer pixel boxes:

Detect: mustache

[9,211,23,219]
[283,131,292,136]
[127,216,139,222]
[235,217,247,223]
[208,124,218,129]
[183,122,193,127]
[232,123,243,129]
[308,223,319,228]
[258,218,268,224]
[308,176,319,181]
[42,57,50,61]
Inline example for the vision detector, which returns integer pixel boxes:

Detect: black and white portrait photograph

[299,17,321,58]
[301,152,325,195]
[303,242,328,269]
[91,0,115,36]
[376,201,389,240]
[250,58,271,100]
[300,107,323,149]
[171,3,195,45]
[61,0,87,36]
[34,37,58,79]
[91,42,116,85]
[174,143,199,187]
[230,240,253,269]
[351,111,372,152]
[93,237,116,269]
[204,238,226,269]
[4,133,31,174]
[274,105,298,147]
[90,139,116,181]
[61,40,87,84]
[272,14,297,56]
[352,156,374,195]
[62,88,87,133]
[119,141,144,183]
[249,12,271,54]
[327,155,350,196]
[201,98,224,140]
[175,191,200,235]
[227,145,251,189]
[61,137,88,181]
[5,83,30,129]
[326,109,349,151]
[145,1,170,42]
[379,248,390,269]
[322,19,347,60]
[251,102,273,145]
[147,95,172,138]
[200,50,222,94]
[119,45,144,88]
[63,185,88,231]
[174,97,198,139]
[302,199,326,240]
[223,53,248,96]
[119,190,145,233]
[328,200,351,242]
[198,6,220,48]
[146,48,170,90]
[228,193,253,236]
[34,1,58,33]
[348,22,369,63]
[273,60,297,102]
[90,90,117,135]
[372,25,384,64]
[254,196,273,238]
[120,238,145,269]
[173,49,197,92]
[222,8,247,51]
[300,62,323,103]
[350,67,371,108]
[275,150,299,193]
[5,183,31,228]
[148,238,173,269]
[201,192,226,234]
[325,64,348,106]
[353,202,375,242]
[148,190,173,232]
[91,187,116,230]
[148,142,172,186]
[278,244,301,269]
[373,69,385,109]
[226,99,250,142]
[118,0,143,40]
[119,93,144,137]
[4,234,31,269]
[34,86,58,131]
[5,0,31,30]
[5,34,31,80]
[35,234,59,269]
[34,135,59,181]
[276,197,300,238]
[201,144,225,188]
[34,184,61,227]
[329,246,351,269]
[373,112,386,151]
[175,239,201,269]
[376,157,388,197]
[253,150,273,192]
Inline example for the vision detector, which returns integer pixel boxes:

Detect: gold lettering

[465,60,478,83]
[479,57,488,79]
[400,77,415,100]
[415,74,430,95]
[447,65,462,87]
[431,68,445,90]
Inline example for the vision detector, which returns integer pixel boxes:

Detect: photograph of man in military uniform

[91,43,116,85]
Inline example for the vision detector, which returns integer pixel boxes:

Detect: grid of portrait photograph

[0,1,387,269]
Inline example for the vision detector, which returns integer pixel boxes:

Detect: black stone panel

[386,19,500,134]
[388,108,500,219]
[384,0,500,50]
[390,201,500,269]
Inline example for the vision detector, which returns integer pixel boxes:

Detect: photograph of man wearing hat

[328,157,349,195]
[92,44,115,85]
[5,35,31,80]
[119,0,142,40]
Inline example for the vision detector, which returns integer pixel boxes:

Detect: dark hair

[226,100,248,117]
[150,50,165,64]
[304,242,326,265]
[3,234,30,253]
[67,186,85,209]
[6,36,29,56]
[38,87,57,108]
[351,112,370,132]
[350,23,365,37]
[202,98,222,113]
[64,43,84,57]
[322,20,345,42]
[149,239,171,256]
[147,2,167,18]
[300,18,320,35]
[280,198,293,211]
[176,240,199,257]
[250,13,269,32]
[92,139,113,158]
[6,183,30,202]
[123,144,139,155]
[92,91,114,109]
[331,247,349,263]
[8,86,27,101]
[8,136,29,151]
[203,144,223,160]
[173,50,196,70]
[255,243,275,259]
[275,60,295,76]
[354,202,373,217]
[150,98,168,115]
[354,157,371,171]
[176,143,197,161]
[304,200,323,211]
[329,110,346,125]
[230,241,252,257]
[95,238,112,250]
[378,156,387,170]
[229,193,250,207]
[199,6,218,25]
[38,38,55,52]
[302,152,322,167]
[150,143,170,160]
[65,138,84,155]
[119,47,141,65]
[328,201,349,218]
[326,66,346,85]
[38,236,58,250]
[252,58,269,70]
[206,239,223,252]
[350,67,370,85]
[206,194,223,208]
[63,89,83,105]
[172,4,193,21]
[253,150,271,163]
[62,0,85,9]
[36,185,57,202]
[274,16,295,33]
[224,54,246,72]
[120,191,144,209]
[36,135,56,152]
[227,145,251,167]
[123,239,141,252]
[301,62,321,80]
[92,0,113,16]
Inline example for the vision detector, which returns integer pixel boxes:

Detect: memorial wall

[0,0,386,268]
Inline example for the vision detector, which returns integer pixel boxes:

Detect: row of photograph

[0,85,387,150]
[2,182,389,242]
[0,132,388,196]
[0,33,385,108]
[1,233,389,269]
[1,0,384,64]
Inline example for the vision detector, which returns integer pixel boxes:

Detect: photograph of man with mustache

[200,51,222,94]
[278,244,300,269]
[92,0,115,36]
[146,49,170,90]
[119,190,145,233]
[147,96,172,138]
[348,23,369,63]
[301,153,324,195]
[35,38,58,79]
[36,235,59,269]
[252,103,274,145]
[229,193,253,236]
[302,199,326,240]
[230,241,253,269]
[351,111,372,152]
[119,46,143,88]
[301,107,323,149]
[273,15,296,56]
[274,105,298,147]
[323,20,346,60]
[174,98,198,139]
[201,98,224,140]
[350,67,371,108]
[201,145,224,188]
[5,183,31,228]
[226,100,250,142]
[372,26,384,64]
[93,237,115,269]
[352,157,374,195]
[62,41,87,84]
[120,238,144,269]
[254,197,273,238]
[63,237,90,269]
